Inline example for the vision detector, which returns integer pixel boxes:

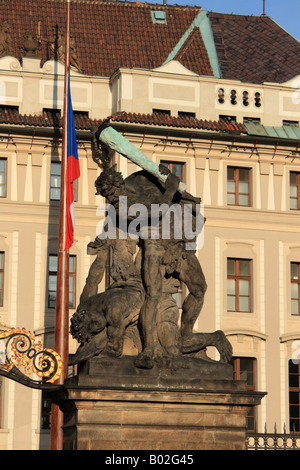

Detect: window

[227,258,252,312]
[68,256,76,309]
[289,360,300,432]
[0,159,7,198]
[219,115,236,123]
[151,10,167,25]
[227,166,251,206]
[160,161,185,183]
[74,110,89,119]
[231,357,257,431]
[0,104,18,112]
[41,391,52,429]
[50,162,78,202]
[290,172,300,210]
[283,120,299,127]
[48,255,57,308]
[0,252,4,307]
[178,111,196,120]
[153,109,171,116]
[48,254,77,309]
[43,108,61,116]
[50,162,61,201]
[291,262,300,315]
[243,117,261,124]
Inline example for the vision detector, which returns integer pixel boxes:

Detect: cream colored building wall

[0,56,299,126]
[0,56,111,119]
[111,62,300,126]
[0,55,300,447]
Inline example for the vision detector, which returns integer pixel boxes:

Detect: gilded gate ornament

[0,327,63,389]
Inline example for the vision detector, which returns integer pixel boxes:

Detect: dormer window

[151,10,167,25]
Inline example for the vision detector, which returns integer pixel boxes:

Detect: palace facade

[0,0,299,449]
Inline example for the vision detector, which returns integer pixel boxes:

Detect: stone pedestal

[53,356,265,450]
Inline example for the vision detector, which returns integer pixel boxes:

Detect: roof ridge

[39,0,202,8]
[173,27,214,77]
[209,11,271,19]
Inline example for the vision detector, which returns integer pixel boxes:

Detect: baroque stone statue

[0,21,12,57]
[70,125,232,370]
[39,25,82,73]
[19,30,41,57]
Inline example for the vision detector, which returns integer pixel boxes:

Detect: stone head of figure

[95,167,124,204]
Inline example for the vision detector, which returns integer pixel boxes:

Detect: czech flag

[65,78,80,250]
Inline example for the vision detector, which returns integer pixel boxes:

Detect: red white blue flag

[65,78,80,250]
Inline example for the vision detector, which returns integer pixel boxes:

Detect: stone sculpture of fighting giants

[70,124,232,369]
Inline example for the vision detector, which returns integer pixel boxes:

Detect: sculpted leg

[102,305,126,357]
[179,253,207,337]
[134,242,163,368]
[179,330,233,363]
[156,320,180,356]
[177,255,232,362]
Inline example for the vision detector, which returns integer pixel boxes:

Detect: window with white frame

[227,258,252,312]
[227,166,251,207]
[291,262,300,315]
[50,162,61,201]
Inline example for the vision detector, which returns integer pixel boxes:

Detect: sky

[146,0,300,41]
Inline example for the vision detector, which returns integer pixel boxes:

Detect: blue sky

[147,0,300,41]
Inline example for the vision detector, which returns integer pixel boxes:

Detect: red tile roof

[1,0,210,77]
[173,26,213,77]
[209,12,300,83]
[0,107,94,130]
[0,106,247,135]
[109,111,247,134]
[0,0,298,84]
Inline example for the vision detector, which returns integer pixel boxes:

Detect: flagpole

[50,0,71,451]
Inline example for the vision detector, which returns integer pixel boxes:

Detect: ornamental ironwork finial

[0,327,63,390]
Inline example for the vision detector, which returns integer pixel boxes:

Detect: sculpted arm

[78,242,109,307]
[158,164,181,206]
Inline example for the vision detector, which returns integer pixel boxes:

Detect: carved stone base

[53,356,265,450]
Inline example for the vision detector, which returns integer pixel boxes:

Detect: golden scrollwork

[0,327,63,385]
